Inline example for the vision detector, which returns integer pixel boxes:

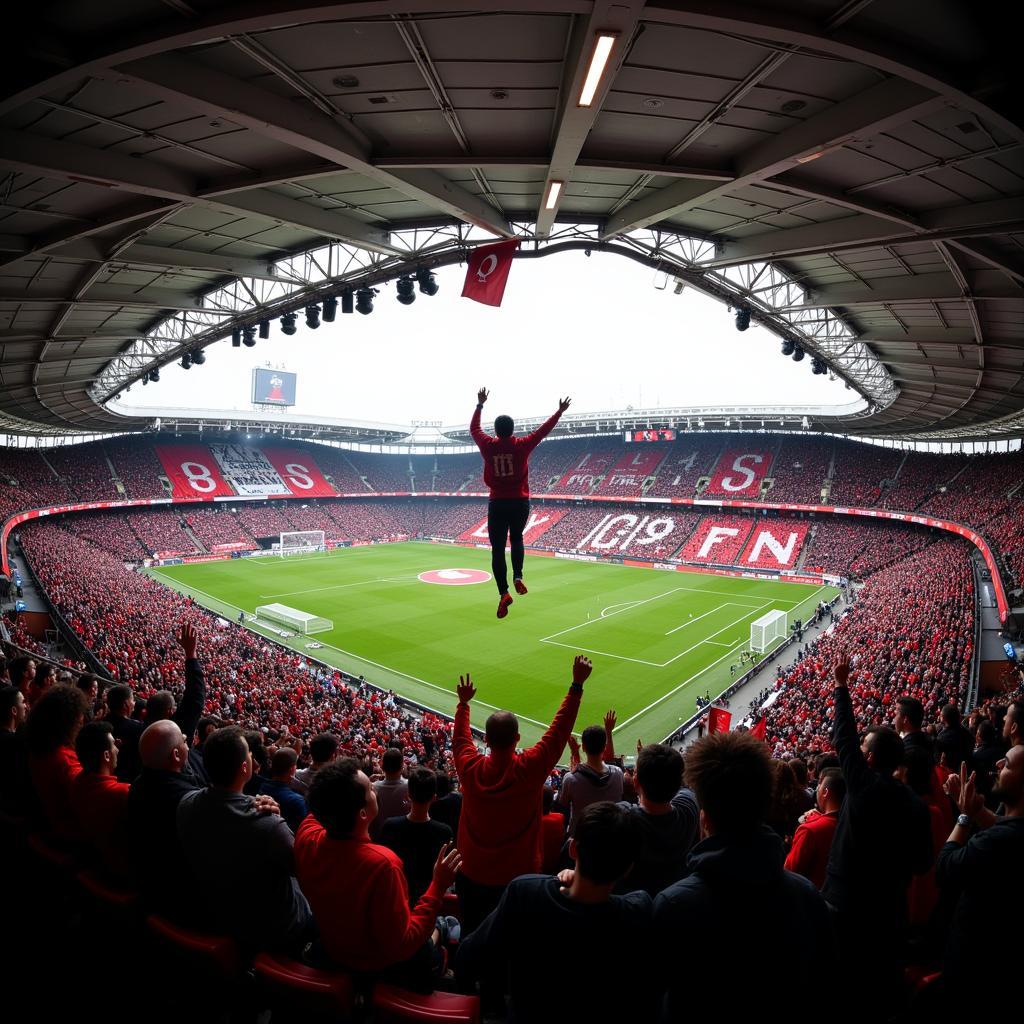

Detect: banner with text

[459,507,565,547]
[262,448,337,498]
[155,444,235,499]
[210,444,289,498]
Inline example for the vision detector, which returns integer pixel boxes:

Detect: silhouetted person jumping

[471,387,570,618]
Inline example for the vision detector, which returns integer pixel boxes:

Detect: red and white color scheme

[459,508,565,547]
[739,521,810,569]
[461,239,519,307]
[574,510,698,556]
[262,448,337,498]
[209,444,290,497]
[418,568,492,586]
[677,516,755,564]
[155,444,235,499]
[554,447,621,493]
[705,449,774,497]
[596,448,666,494]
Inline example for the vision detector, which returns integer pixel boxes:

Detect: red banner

[155,445,234,499]
[705,450,774,497]
[739,522,810,569]
[461,239,519,307]
[261,447,337,498]
[459,508,565,547]
[707,706,732,734]
[750,717,767,741]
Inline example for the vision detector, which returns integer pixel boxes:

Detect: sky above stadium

[122,249,851,427]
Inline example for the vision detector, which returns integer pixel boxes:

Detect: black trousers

[486,498,530,595]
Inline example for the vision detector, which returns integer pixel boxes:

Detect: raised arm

[520,398,569,453]
[174,622,206,746]
[470,388,489,448]
[520,656,590,776]
[453,674,481,775]
[830,655,872,794]
[603,709,617,762]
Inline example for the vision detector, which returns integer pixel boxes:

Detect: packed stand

[594,446,667,497]
[59,512,149,561]
[125,510,198,556]
[343,449,413,493]
[552,444,624,495]
[674,514,755,564]
[284,503,345,538]
[882,451,962,511]
[919,449,1021,525]
[0,446,70,518]
[828,440,904,506]
[645,435,724,498]
[430,454,478,492]
[45,443,121,501]
[104,436,169,499]
[234,503,299,540]
[523,437,588,493]
[984,501,1024,591]
[184,507,255,550]
[767,436,833,503]
[802,518,937,578]
[296,444,370,493]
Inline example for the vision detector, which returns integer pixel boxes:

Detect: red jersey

[784,810,838,890]
[470,404,563,499]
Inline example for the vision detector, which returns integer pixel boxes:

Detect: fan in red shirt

[470,387,570,618]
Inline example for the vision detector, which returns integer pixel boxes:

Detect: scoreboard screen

[625,428,676,442]
[252,368,297,406]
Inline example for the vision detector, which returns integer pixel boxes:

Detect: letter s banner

[155,445,234,498]
[262,447,337,497]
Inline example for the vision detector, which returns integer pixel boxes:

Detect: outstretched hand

[477,387,489,405]
[604,709,617,732]
[558,396,571,413]
[457,673,476,705]
[833,654,851,688]
[178,621,198,660]
[432,842,463,890]
[571,655,592,686]
[955,762,984,819]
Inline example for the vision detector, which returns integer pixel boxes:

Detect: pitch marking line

[541,588,688,642]
[542,602,771,668]
[612,584,832,735]
[258,576,416,599]
[147,570,550,730]
[665,603,757,636]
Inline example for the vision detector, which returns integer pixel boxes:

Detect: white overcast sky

[121,249,852,427]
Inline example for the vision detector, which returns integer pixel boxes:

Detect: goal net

[751,609,787,653]
[254,603,333,635]
[278,530,326,557]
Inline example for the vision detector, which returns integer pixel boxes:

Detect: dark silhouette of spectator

[106,684,143,784]
[293,732,338,796]
[371,746,410,841]
[430,771,462,836]
[71,720,131,878]
[936,704,974,772]
[259,747,309,833]
[559,718,623,836]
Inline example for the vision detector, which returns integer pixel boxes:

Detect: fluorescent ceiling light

[544,180,563,210]
[578,32,618,107]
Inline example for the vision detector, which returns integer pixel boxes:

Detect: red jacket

[30,745,82,843]
[454,688,581,884]
[470,404,563,499]
[72,772,131,877]
[294,818,443,971]
[784,810,838,890]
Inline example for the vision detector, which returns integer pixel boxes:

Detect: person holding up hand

[471,387,571,617]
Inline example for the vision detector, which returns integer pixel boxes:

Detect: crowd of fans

[767,436,832,503]
[126,510,200,556]
[828,440,905,505]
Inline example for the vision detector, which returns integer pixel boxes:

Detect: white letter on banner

[284,463,314,490]
[592,514,637,549]
[524,513,549,534]
[721,454,763,492]
[634,518,675,545]
[182,461,217,493]
[747,529,798,565]
[697,526,739,558]
[471,520,490,539]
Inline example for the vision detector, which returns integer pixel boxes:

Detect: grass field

[146,542,837,750]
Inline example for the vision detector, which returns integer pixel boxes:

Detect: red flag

[707,706,732,734]
[750,717,767,741]
[462,239,520,307]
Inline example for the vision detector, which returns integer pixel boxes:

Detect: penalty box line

[149,570,551,731]
[541,602,771,669]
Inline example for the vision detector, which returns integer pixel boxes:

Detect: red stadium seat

[371,985,480,1024]
[441,892,461,921]
[252,951,355,1018]
[27,831,76,871]
[76,868,141,913]
[145,914,244,978]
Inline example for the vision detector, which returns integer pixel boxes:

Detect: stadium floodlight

[781,339,795,356]
[416,268,439,296]
[142,374,148,385]
[396,276,416,305]
[280,312,297,336]
[191,348,206,365]
[341,290,354,314]
[149,367,159,383]
[258,320,270,339]
[811,356,827,375]
[751,609,787,653]
[180,352,192,369]
[305,304,321,329]
[242,326,256,347]
[792,345,805,362]
[322,296,338,322]
[231,327,241,348]
[356,287,376,315]
[734,307,751,331]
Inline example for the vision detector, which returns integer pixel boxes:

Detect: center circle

[418,568,492,586]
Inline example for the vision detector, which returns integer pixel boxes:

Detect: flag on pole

[461,239,520,306]
[750,717,767,741]
[707,706,732,734]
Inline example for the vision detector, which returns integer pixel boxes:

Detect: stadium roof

[1,1,1021,443]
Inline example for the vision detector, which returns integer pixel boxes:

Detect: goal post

[278,530,326,556]
[253,602,333,635]
[751,609,787,653]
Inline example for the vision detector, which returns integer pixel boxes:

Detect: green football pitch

[146,541,837,751]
